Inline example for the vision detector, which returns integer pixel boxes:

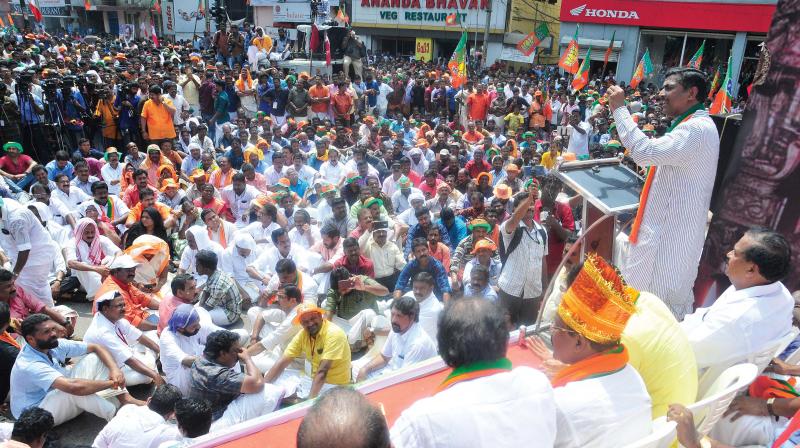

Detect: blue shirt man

[395,256,451,301]
[17,92,44,125]
[56,88,87,130]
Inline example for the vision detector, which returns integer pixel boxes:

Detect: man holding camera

[11,78,50,162]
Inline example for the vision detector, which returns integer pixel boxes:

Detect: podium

[532,158,643,333]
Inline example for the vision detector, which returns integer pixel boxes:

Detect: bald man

[296,387,390,448]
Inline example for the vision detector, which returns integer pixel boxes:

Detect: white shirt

[391,188,424,215]
[497,220,547,298]
[391,367,556,448]
[53,186,91,212]
[681,281,794,369]
[381,323,437,372]
[288,225,321,250]
[404,291,442,341]
[63,234,120,265]
[319,160,344,185]
[219,245,259,285]
[45,197,73,226]
[240,221,281,248]
[168,93,189,126]
[565,121,592,156]
[159,320,218,396]
[83,313,143,368]
[260,306,301,353]
[220,184,260,227]
[553,364,652,448]
[613,106,719,318]
[100,163,124,195]
[0,199,55,268]
[71,176,100,197]
[254,244,318,276]
[264,165,287,186]
[93,404,179,448]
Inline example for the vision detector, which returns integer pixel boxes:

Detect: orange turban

[557,254,638,345]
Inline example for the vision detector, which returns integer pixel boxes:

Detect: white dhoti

[17,263,54,307]
[208,308,240,327]
[40,354,119,426]
[710,414,783,447]
[209,384,285,432]
[73,338,159,387]
[332,310,388,346]
[246,307,285,340]
[235,279,260,305]
[74,269,103,300]
[272,368,337,400]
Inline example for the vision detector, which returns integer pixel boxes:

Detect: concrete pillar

[102,11,110,33]
[730,31,747,96]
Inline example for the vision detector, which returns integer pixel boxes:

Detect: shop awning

[559,37,622,62]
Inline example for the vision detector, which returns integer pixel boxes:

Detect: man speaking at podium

[606,68,720,319]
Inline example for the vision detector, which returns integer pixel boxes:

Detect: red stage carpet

[215,344,543,448]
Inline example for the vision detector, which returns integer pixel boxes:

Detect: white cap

[103,254,140,270]
[96,290,121,304]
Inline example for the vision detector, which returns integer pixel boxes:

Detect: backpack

[498,224,546,272]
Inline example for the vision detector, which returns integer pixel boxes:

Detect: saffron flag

[571,46,592,91]
[0,16,5,27]
[687,40,705,69]
[710,56,734,114]
[602,30,616,71]
[324,33,331,66]
[447,31,468,88]
[516,22,550,57]
[445,13,459,26]
[336,6,349,24]
[150,0,161,13]
[708,66,720,99]
[630,49,653,90]
[198,0,204,15]
[84,0,92,10]
[28,0,43,22]
[559,27,580,74]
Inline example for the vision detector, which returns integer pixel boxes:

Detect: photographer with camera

[342,30,367,81]
[13,75,51,163]
[114,82,142,148]
[55,77,89,149]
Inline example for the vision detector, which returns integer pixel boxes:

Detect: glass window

[637,31,733,87]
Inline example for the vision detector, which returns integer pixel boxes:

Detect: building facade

[557,0,776,97]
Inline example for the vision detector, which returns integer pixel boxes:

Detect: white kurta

[404,291,442,342]
[553,364,652,448]
[159,323,216,396]
[83,313,157,386]
[390,367,556,448]
[613,106,719,318]
[680,281,794,369]
[92,404,180,448]
[63,235,121,299]
[381,322,437,371]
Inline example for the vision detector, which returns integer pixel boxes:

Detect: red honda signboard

[559,0,775,33]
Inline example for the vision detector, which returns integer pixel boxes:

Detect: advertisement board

[559,0,776,33]
[415,37,433,61]
[273,3,313,22]
[172,0,209,38]
[352,0,506,32]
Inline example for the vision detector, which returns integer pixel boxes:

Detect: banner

[415,37,433,62]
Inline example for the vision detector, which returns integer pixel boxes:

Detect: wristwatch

[767,397,776,416]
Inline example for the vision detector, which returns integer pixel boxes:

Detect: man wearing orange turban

[548,254,652,448]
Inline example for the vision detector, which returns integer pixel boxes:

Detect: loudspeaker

[710,113,742,211]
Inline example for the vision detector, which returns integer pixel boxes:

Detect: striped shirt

[498,220,547,299]
[612,106,719,318]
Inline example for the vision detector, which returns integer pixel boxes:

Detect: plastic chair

[697,332,795,397]
[622,417,677,448]
[687,363,759,437]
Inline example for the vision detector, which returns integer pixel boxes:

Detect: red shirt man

[466,87,490,121]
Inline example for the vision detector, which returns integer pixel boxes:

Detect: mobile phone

[338,279,356,290]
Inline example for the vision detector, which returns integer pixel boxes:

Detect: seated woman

[219,234,261,305]
[125,234,171,296]
[64,218,121,300]
[122,207,173,261]
[178,225,223,287]
[201,208,238,249]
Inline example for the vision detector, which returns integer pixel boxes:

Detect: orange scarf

[235,70,253,91]
[209,222,227,248]
[212,169,234,189]
[551,344,629,388]
[629,103,704,244]
[0,331,20,349]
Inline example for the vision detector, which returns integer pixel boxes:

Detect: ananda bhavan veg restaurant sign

[352,0,506,31]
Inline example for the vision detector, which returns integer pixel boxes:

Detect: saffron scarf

[551,344,629,388]
[629,102,705,244]
[437,357,512,392]
[212,169,234,189]
[209,222,228,248]
[0,331,20,349]
[235,69,253,92]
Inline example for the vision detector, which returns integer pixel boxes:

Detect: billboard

[352,0,506,32]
